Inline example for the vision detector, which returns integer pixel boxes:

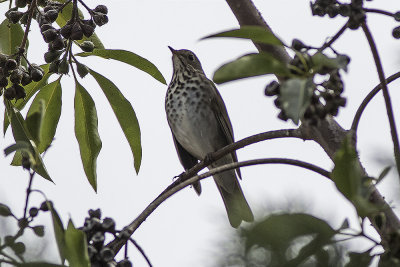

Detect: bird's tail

[212,157,253,228]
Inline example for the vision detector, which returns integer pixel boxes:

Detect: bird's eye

[188,54,195,61]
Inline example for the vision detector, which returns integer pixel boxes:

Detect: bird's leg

[203,152,216,166]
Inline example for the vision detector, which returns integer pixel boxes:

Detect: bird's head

[168,46,204,75]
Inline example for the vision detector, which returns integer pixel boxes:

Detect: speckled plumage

[165,47,253,228]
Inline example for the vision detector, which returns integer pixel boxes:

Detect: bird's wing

[206,78,242,179]
[172,134,202,195]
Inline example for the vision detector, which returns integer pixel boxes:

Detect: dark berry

[60,24,72,39]
[394,12,400,22]
[8,11,24,24]
[4,86,16,100]
[50,36,65,50]
[101,217,115,232]
[44,50,62,63]
[44,9,58,23]
[89,209,102,219]
[94,5,108,15]
[40,23,54,33]
[10,68,23,84]
[5,59,17,71]
[39,201,52,212]
[0,77,8,87]
[264,80,280,96]
[292,39,306,51]
[392,26,400,39]
[91,231,105,249]
[81,20,96,37]
[88,245,97,259]
[49,60,60,73]
[93,13,108,26]
[29,207,39,217]
[338,4,351,17]
[80,41,95,52]
[21,72,32,86]
[117,259,132,267]
[70,22,83,40]
[16,0,27,8]
[57,59,69,74]
[76,62,89,78]
[99,247,114,262]
[14,84,26,100]
[42,29,58,43]
[30,67,44,82]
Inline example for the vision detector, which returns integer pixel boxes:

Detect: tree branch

[107,157,329,253]
[225,0,400,253]
[362,22,400,176]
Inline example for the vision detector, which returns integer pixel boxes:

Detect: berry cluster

[392,12,400,39]
[310,0,366,29]
[265,37,348,126]
[0,53,43,101]
[81,209,132,267]
[5,0,107,75]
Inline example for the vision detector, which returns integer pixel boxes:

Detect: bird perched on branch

[165,47,253,228]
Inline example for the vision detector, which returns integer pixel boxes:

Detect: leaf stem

[362,22,400,176]
[23,171,35,218]
[129,238,153,267]
[318,22,348,53]
[18,0,36,56]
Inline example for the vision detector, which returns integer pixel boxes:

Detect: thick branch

[225,0,400,252]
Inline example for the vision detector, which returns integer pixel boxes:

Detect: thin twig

[129,238,153,267]
[362,22,400,176]
[351,71,400,133]
[318,22,348,53]
[363,8,393,17]
[23,171,35,218]
[18,0,37,55]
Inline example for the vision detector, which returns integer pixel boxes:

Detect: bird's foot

[203,152,215,165]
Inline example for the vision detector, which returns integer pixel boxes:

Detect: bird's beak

[168,46,177,54]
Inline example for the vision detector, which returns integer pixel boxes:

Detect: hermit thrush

[165,47,254,228]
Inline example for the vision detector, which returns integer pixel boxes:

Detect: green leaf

[32,225,45,237]
[245,213,335,252]
[26,78,62,153]
[331,135,378,218]
[280,77,315,125]
[4,141,31,156]
[345,249,373,267]
[48,202,66,264]
[0,203,12,216]
[0,19,27,56]
[3,64,51,135]
[311,53,349,73]
[202,26,284,46]
[16,263,67,267]
[89,69,142,173]
[64,220,90,267]
[74,80,102,191]
[77,49,166,84]
[213,52,289,84]
[55,1,104,49]
[376,166,392,184]
[5,100,52,181]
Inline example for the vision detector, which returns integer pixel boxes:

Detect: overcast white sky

[1,0,400,266]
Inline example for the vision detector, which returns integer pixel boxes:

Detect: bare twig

[129,238,153,267]
[23,171,35,218]
[362,22,400,176]
[351,71,400,133]
[318,22,348,53]
[18,0,37,56]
